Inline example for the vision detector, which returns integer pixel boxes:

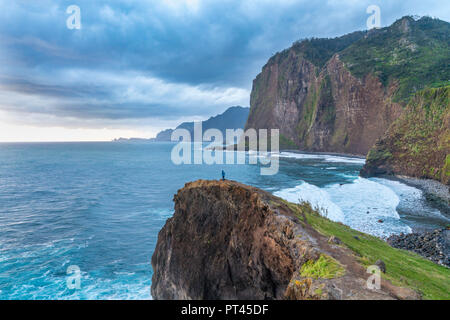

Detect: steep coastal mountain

[361,86,450,185]
[151,180,449,300]
[152,106,249,141]
[153,129,173,142]
[245,16,450,155]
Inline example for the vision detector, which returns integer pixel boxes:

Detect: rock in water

[151,180,420,300]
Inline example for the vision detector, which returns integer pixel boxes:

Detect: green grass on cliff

[444,155,450,179]
[280,134,298,149]
[364,85,450,184]
[292,202,450,300]
[300,254,346,279]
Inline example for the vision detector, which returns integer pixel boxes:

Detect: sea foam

[274,152,366,165]
[274,177,413,238]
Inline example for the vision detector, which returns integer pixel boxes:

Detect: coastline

[212,145,367,159]
[278,149,366,159]
[219,147,448,216]
[274,150,450,232]
[376,175,450,216]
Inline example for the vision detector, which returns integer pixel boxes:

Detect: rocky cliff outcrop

[361,86,450,185]
[151,180,428,300]
[247,51,402,155]
[245,16,450,155]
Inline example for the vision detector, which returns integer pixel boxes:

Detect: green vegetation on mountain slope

[271,31,366,68]
[247,16,449,156]
[361,85,450,184]
[340,16,450,102]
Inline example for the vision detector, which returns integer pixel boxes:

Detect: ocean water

[0,142,448,300]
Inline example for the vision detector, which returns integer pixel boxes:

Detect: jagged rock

[151,180,420,300]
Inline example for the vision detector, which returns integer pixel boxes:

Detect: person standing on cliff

[222,170,225,181]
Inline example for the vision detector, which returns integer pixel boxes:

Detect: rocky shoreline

[387,229,450,268]
[376,175,450,217]
[395,176,450,212]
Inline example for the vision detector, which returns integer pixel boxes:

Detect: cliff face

[246,16,450,155]
[247,53,402,154]
[361,86,450,185]
[151,180,431,300]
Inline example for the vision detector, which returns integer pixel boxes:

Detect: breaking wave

[274,177,413,238]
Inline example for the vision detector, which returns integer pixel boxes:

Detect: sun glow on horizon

[0,121,158,142]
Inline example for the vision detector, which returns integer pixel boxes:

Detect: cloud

[0,0,449,137]
[0,69,249,121]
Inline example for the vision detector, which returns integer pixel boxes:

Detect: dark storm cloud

[0,0,448,125]
[0,76,110,99]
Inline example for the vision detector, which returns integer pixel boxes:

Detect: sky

[0,0,449,142]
